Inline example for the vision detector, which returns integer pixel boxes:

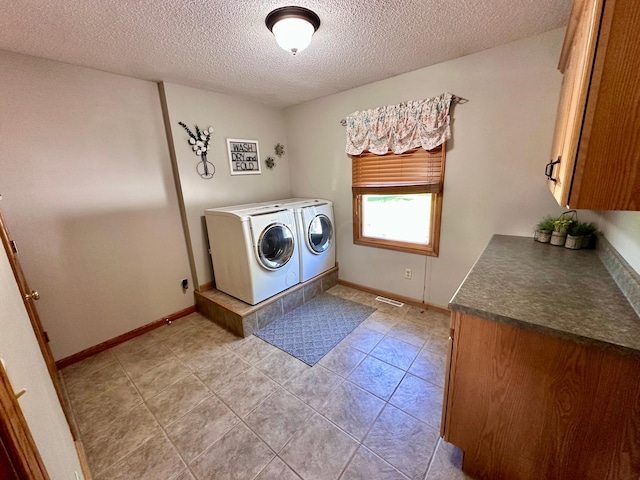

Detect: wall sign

[226,139,261,175]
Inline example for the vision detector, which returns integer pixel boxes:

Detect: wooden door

[0,362,50,479]
[0,208,76,439]
[1,437,20,480]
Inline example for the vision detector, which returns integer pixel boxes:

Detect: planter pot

[565,234,584,250]
[534,229,552,243]
[550,231,567,246]
[581,234,593,249]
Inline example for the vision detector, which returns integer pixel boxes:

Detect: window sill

[354,237,438,257]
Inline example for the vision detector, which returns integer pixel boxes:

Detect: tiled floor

[60,285,471,480]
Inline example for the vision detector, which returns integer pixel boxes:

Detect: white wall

[592,211,640,273]
[161,82,291,288]
[0,51,192,359]
[285,29,567,308]
[0,239,83,479]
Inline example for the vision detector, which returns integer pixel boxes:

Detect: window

[352,144,445,256]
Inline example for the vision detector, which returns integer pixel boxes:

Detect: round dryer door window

[308,214,333,254]
[257,223,294,270]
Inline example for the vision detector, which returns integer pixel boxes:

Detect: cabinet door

[547,0,603,206]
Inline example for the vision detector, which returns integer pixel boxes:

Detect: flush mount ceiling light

[265,6,321,55]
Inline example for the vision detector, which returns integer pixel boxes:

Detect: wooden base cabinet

[546,0,640,210]
[441,312,640,480]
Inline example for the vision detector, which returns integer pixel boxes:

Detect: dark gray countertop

[449,235,640,356]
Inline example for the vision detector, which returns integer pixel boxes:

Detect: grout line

[73,296,448,479]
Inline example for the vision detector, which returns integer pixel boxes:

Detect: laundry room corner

[159,82,292,290]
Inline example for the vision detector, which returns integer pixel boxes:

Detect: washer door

[257,223,295,270]
[307,214,333,254]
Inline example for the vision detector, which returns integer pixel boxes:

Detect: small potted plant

[534,216,555,243]
[568,221,598,249]
[565,221,585,249]
[551,217,574,246]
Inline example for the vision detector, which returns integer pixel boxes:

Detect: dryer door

[257,223,295,270]
[307,214,333,254]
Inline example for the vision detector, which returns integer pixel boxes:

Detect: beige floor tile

[340,445,409,480]
[160,326,214,357]
[256,457,302,479]
[160,331,199,358]
[170,470,196,480]
[373,301,405,316]
[65,361,129,404]
[424,311,451,335]
[165,395,239,463]
[194,352,252,393]
[408,349,446,388]
[74,380,143,435]
[203,322,243,344]
[369,336,420,370]
[320,382,385,441]
[175,340,229,372]
[347,356,405,400]
[255,348,309,385]
[245,387,314,451]
[94,433,185,480]
[326,284,358,299]
[387,323,430,348]
[280,413,359,480]
[350,291,378,308]
[389,374,443,430]
[62,350,117,382]
[145,374,212,427]
[401,307,448,331]
[423,331,448,356]
[116,343,177,377]
[285,365,343,409]
[228,335,279,365]
[363,405,438,480]
[130,356,191,400]
[319,343,366,378]
[190,423,275,480]
[152,317,199,341]
[186,311,214,325]
[401,305,431,323]
[425,438,471,480]
[338,326,384,353]
[68,306,455,480]
[360,311,401,334]
[216,367,279,417]
[84,404,162,476]
[112,330,164,357]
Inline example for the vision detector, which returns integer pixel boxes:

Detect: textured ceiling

[0,0,572,108]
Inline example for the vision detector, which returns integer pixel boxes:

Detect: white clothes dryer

[204,203,299,305]
[283,199,336,282]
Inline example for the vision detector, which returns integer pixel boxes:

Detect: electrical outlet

[181,278,189,290]
[405,268,412,280]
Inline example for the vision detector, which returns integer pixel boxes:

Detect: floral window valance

[345,92,453,155]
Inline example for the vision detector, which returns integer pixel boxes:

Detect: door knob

[25,290,39,300]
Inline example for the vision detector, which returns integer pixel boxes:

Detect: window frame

[351,145,445,257]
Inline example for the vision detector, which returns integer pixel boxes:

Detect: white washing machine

[282,198,336,282]
[204,203,299,305]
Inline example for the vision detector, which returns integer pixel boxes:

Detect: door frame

[0,362,50,479]
[0,209,62,405]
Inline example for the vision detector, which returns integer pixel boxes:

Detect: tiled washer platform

[195,267,339,337]
[60,285,471,480]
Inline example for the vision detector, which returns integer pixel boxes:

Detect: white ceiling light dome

[266,6,321,55]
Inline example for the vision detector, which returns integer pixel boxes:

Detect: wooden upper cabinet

[546,0,640,210]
